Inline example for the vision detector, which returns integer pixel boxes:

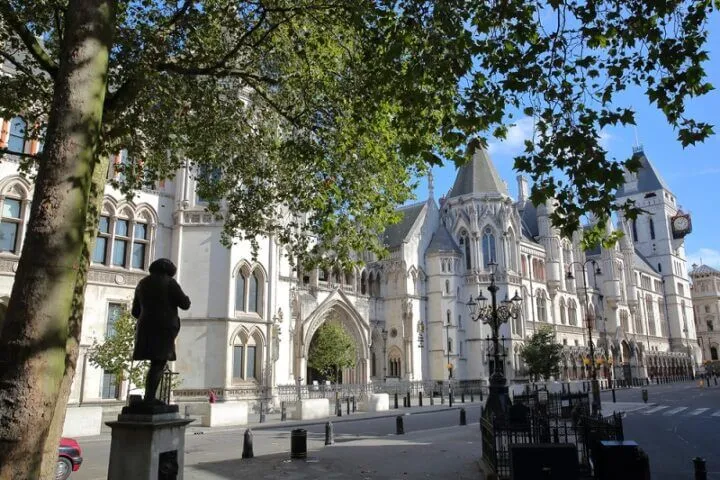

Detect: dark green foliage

[520,325,564,381]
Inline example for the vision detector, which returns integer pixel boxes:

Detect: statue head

[149,258,177,277]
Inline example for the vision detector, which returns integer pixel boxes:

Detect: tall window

[93,216,110,263]
[232,345,244,381]
[106,303,124,337]
[649,217,655,240]
[7,117,27,154]
[196,165,222,203]
[388,349,402,377]
[246,345,257,379]
[536,290,547,322]
[231,331,263,382]
[631,220,638,242]
[101,370,119,399]
[559,298,567,325]
[657,299,666,336]
[711,346,719,361]
[521,256,528,277]
[132,222,148,269]
[112,219,130,266]
[482,227,496,268]
[234,265,264,316]
[506,229,517,271]
[0,198,22,253]
[646,296,656,336]
[620,311,629,332]
[459,230,471,270]
[568,300,578,326]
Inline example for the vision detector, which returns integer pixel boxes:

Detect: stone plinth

[367,393,389,412]
[62,406,103,437]
[200,402,248,427]
[294,398,330,420]
[106,404,193,480]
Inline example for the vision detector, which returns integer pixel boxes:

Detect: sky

[412,13,720,270]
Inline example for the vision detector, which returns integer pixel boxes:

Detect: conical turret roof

[448,140,508,198]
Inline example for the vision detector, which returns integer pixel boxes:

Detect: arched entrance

[297,292,370,385]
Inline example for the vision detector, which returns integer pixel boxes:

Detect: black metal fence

[481,391,623,479]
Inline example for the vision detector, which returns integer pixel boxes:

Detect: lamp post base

[591,378,601,414]
[483,373,512,420]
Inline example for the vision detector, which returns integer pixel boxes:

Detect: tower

[616,148,696,355]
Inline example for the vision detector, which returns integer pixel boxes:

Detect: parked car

[57,437,83,480]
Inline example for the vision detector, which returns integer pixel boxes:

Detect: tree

[86,309,148,399]
[0,1,717,477]
[308,322,356,384]
[520,326,564,382]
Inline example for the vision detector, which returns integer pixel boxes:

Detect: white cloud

[487,117,535,157]
[687,248,720,269]
[487,116,613,156]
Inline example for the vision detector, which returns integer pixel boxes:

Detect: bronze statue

[132,258,191,404]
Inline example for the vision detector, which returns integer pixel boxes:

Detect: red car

[57,437,83,480]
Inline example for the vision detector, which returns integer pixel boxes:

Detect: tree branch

[0,0,58,78]
[0,49,50,91]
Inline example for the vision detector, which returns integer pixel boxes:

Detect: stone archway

[297,293,370,385]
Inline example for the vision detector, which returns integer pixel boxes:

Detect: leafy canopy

[1,0,717,263]
[308,321,356,382]
[520,325,564,381]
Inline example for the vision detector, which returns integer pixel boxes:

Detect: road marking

[711,410,720,417]
[689,408,709,416]
[664,407,688,416]
[643,405,669,414]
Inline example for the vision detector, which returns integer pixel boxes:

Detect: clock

[671,213,692,239]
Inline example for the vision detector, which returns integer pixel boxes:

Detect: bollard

[259,401,266,423]
[642,388,648,403]
[325,421,334,445]
[396,415,405,435]
[449,390,453,408]
[242,428,254,459]
[346,397,350,415]
[353,396,357,412]
[394,392,399,409]
[430,393,435,406]
[693,457,707,480]
[281,401,287,421]
[336,398,342,417]
[461,391,465,403]
[470,391,474,402]
[419,391,423,407]
[480,388,484,402]
[612,388,616,403]
[407,391,411,408]
[291,429,308,459]
[460,408,467,426]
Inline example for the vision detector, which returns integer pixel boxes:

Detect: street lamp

[445,315,454,406]
[381,329,388,382]
[566,259,603,414]
[467,262,522,419]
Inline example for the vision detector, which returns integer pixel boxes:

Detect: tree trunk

[0,1,114,478]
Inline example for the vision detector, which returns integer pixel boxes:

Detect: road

[71,404,483,480]
[599,381,720,479]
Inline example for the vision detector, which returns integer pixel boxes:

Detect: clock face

[674,216,689,231]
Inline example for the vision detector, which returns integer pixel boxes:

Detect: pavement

[598,380,720,480]
[72,401,485,480]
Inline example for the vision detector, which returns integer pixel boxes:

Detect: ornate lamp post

[467,262,522,419]
[566,259,603,414]
[445,315,453,406]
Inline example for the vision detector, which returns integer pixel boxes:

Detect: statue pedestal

[106,404,193,480]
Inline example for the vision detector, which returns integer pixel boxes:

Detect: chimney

[517,175,529,203]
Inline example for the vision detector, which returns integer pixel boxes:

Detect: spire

[448,139,508,198]
[427,169,434,200]
[617,148,670,196]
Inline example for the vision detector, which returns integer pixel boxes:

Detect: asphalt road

[71,404,483,480]
[600,381,720,479]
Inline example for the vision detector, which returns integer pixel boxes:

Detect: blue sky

[413,13,720,269]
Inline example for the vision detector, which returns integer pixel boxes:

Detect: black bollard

[470,391,474,402]
[449,390,453,408]
[396,415,405,435]
[336,398,342,417]
[259,401,266,423]
[461,391,465,403]
[642,388,648,404]
[291,429,308,459]
[346,397,350,415]
[281,401,287,421]
[612,388,616,403]
[394,392,399,409]
[419,391,423,407]
[353,396,357,412]
[480,388,484,402]
[325,421,334,445]
[460,408,467,426]
[407,391,411,408]
[242,428,254,459]
[693,457,707,480]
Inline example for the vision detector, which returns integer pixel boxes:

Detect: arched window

[568,300,577,326]
[711,346,719,361]
[388,348,402,377]
[536,290,547,322]
[482,227,496,268]
[620,311,629,332]
[445,279,450,294]
[631,220,638,242]
[506,229,517,271]
[7,117,27,154]
[91,202,155,270]
[360,271,368,295]
[0,190,26,254]
[521,256,528,277]
[649,217,655,240]
[231,330,263,383]
[657,298,666,336]
[459,230,471,270]
[559,298,567,325]
[646,295,656,335]
[234,265,265,316]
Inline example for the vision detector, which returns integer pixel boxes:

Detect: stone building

[689,264,720,362]
[0,114,698,411]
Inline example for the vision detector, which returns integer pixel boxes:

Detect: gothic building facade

[0,114,698,407]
